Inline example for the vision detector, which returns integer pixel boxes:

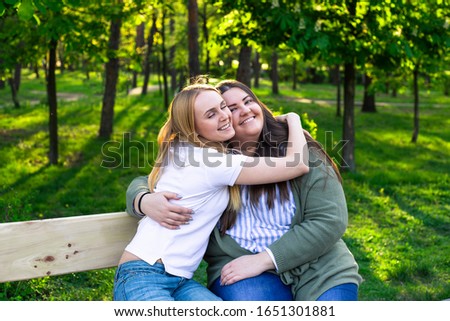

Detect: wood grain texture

[0,212,137,282]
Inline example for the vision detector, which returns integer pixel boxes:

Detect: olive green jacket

[204,161,363,301]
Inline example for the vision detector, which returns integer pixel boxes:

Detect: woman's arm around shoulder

[126,176,193,229]
[235,112,309,185]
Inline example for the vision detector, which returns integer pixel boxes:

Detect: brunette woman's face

[221,87,264,145]
[194,90,235,142]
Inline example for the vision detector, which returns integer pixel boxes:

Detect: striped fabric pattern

[226,182,296,253]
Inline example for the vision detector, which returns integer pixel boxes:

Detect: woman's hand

[138,191,193,229]
[220,252,275,286]
[275,112,301,124]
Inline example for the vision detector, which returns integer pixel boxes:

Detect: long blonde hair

[148,83,241,229]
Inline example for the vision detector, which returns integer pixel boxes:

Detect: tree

[263,1,388,171]
[236,46,252,87]
[362,73,376,112]
[390,1,449,143]
[335,65,342,117]
[99,0,123,139]
[271,49,279,95]
[169,14,177,91]
[253,51,261,88]
[47,38,58,164]
[132,22,145,88]
[142,12,158,95]
[160,5,169,109]
[199,1,216,74]
[0,9,41,108]
[187,0,200,79]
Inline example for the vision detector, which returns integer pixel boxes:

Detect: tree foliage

[1,0,448,168]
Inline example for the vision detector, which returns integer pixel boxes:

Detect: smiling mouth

[239,117,255,125]
[218,123,231,131]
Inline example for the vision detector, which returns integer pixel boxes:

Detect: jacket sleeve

[126,175,150,218]
[268,165,348,273]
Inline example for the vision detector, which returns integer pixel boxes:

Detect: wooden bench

[0,212,137,283]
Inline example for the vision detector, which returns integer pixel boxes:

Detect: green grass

[0,71,449,301]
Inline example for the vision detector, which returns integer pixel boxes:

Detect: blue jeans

[316,283,358,301]
[113,260,222,301]
[210,273,358,301]
[210,272,293,301]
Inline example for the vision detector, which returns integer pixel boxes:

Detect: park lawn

[0,71,449,300]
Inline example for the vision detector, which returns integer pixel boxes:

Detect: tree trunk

[292,59,297,90]
[253,51,260,88]
[236,46,252,87]
[362,73,376,112]
[188,0,200,79]
[14,63,21,92]
[42,58,48,81]
[161,7,169,109]
[336,65,341,117]
[201,2,210,74]
[142,13,158,95]
[47,38,59,165]
[99,12,122,139]
[169,16,177,92]
[411,66,420,143]
[58,44,65,74]
[330,65,339,85]
[156,54,162,93]
[132,22,145,89]
[178,71,186,93]
[444,75,450,96]
[83,59,90,80]
[8,77,20,108]
[33,62,40,79]
[342,62,356,172]
[271,50,279,95]
[392,87,397,97]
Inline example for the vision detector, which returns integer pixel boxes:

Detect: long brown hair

[148,83,241,226]
[216,80,342,230]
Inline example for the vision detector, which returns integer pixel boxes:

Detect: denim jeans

[113,260,222,301]
[316,283,358,301]
[210,273,358,301]
[210,272,293,301]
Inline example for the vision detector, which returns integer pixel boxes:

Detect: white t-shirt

[125,143,247,278]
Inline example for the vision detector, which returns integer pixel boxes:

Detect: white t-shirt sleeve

[202,148,248,187]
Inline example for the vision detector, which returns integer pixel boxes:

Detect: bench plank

[0,212,137,283]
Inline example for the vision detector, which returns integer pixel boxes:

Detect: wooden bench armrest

[0,212,137,283]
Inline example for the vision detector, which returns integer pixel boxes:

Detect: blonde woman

[113,83,309,301]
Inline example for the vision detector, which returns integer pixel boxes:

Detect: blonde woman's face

[194,90,235,142]
[221,87,264,144]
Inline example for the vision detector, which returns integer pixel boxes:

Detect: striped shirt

[226,182,296,253]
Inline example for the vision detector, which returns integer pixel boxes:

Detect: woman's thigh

[316,283,358,301]
[174,279,222,301]
[210,272,293,301]
[113,260,175,301]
